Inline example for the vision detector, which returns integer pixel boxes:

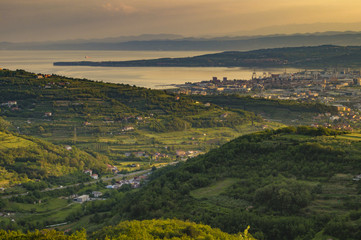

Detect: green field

[336,133,361,141]
[190,178,238,199]
[0,131,35,150]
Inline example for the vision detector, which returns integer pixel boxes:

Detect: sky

[2,0,361,42]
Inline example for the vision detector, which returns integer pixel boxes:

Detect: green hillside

[88,127,361,240]
[0,128,108,187]
[0,69,266,163]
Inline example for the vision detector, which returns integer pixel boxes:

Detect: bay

[0,50,300,89]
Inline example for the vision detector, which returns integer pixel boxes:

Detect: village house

[122,126,134,131]
[74,195,89,203]
[107,164,118,173]
[353,174,361,181]
[91,174,99,180]
[176,150,186,157]
[92,191,103,198]
[1,101,17,107]
[64,145,72,151]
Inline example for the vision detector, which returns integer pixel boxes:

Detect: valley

[0,67,360,240]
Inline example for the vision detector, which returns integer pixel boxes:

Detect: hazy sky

[2,0,361,42]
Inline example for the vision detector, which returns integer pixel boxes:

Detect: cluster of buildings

[124,151,170,161]
[172,69,361,98]
[106,174,149,190]
[1,101,19,111]
[176,150,203,158]
[83,169,99,180]
[122,149,202,162]
[72,191,103,203]
[43,80,71,89]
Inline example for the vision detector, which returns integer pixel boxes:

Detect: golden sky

[2,0,361,42]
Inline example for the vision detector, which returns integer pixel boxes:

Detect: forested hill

[100,127,361,240]
[0,127,108,187]
[55,45,361,68]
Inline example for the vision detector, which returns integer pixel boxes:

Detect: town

[170,68,361,131]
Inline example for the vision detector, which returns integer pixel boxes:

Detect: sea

[0,50,300,89]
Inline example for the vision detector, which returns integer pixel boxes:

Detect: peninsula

[54,45,361,68]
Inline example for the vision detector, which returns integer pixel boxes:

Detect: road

[0,161,179,199]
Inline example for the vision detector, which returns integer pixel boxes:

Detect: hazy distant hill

[54,45,361,69]
[3,31,361,51]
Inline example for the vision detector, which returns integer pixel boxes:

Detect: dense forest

[54,45,361,68]
[71,127,361,240]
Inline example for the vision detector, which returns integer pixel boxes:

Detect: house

[107,164,118,172]
[75,195,89,203]
[44,112,52,117]
[1,101,17,107]
[122,126,134,131]
[176,150,186,157]
[134,152,146,158]
[7,101,17,106]
[84,169,92,175]
[92,191,103,198]
[91,174,98,180]
[64,145,72,151]
[353,174,361,181]
[330,116,340,121]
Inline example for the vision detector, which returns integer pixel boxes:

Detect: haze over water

[0,50,299,89]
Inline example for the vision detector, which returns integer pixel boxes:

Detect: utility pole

[73,126,77,144]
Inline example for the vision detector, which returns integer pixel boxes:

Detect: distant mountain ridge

[3,31,361,51]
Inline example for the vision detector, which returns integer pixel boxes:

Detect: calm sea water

[0,50,300,89]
